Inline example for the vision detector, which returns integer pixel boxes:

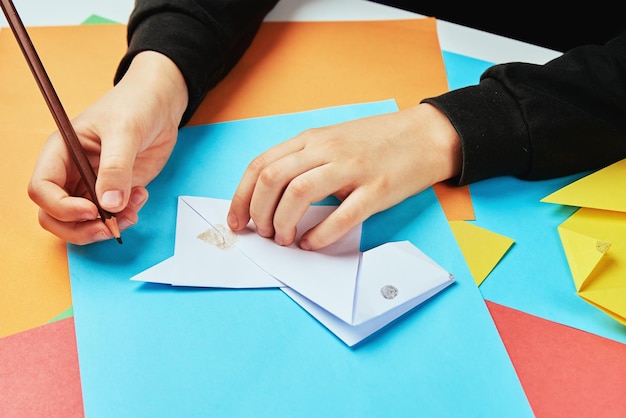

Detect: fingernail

[101,190,123,208]
[80,211,97,221]
[299,238,312,251]
[257,227,273,238]
[274,234,287,246]
[130,191,147,207]
[227,213,238,229]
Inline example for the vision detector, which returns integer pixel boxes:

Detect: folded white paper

[131,196,455,346]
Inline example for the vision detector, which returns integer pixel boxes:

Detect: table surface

[2,0,561,65]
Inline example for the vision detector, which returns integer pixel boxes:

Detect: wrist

[121,51,189,127]
[412,103,462,183]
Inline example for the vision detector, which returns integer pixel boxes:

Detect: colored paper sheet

[558,208,626,325]
[558,227,610,291]
[487,301,626,418]
[0,24,126,337]
[541,160,626,326]
[0,317,83,418]
[67,102,532,418]
[541,158,626,212]
[82,14,118,25]
[449,220,514,286]
[48,306,74,323]
[188,18,448,125]
[432,181,475,221]
[442,50,493,90]
[0,24,127,132]
[472,174,626,344]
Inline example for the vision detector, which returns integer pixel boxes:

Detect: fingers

[270,162,348,246]
[36,186,148,245]
[95,129,140,213]
[299,189,373,251]
[228,135,308,232]
[28,132,97,221]
[229,134,367,249]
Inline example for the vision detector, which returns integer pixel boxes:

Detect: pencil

[1,0,122,244]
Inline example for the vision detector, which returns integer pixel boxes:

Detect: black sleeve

[424,28,626,185]
[114,0,279,126]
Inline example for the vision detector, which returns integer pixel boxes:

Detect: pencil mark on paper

[380,285,398,300]
[197,224,238,249]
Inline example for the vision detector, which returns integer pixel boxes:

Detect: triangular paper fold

[557,226,610,292]
[555,207,626,326]
[541,158,626,212]
[579,289,626,325]
[449,220,514,286]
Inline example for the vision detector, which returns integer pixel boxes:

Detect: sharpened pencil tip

[104,216,122,245]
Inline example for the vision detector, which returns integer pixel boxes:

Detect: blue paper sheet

[67,100,532,417]
[442,51,492,90]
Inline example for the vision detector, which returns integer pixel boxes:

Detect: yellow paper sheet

[545,158,626,325]
[449,220,514,286]
[558,208,626,325]
[541,158,626,212]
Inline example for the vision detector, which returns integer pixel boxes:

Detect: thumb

[95,133,138,213]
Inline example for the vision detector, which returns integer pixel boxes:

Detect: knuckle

[98,155,127,173]
[27,181,39,202]
[258,164,282,188]
[332,211,358,231]
[248,207,270,228]
[296,128,320,142]
[287,176,314,198]
[248,154,269,175]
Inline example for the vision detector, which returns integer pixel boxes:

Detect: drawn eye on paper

[197,224,238,249]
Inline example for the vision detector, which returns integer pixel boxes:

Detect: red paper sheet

[487,301,626,418]
[0,317,83,418]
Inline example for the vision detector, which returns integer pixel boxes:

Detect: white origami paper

[131,196,455,346]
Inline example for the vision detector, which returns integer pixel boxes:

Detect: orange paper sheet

[432,181,475,221]
[0,24,127,338]
[189,18,449,124]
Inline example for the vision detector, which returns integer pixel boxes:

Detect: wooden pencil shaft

[0,0,109,221]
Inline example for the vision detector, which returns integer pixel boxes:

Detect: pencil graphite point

[105,216,123,245]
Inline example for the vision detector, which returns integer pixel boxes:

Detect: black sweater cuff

[423,78,531,185]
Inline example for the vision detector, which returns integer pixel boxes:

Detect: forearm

[425,29,626,184]
[114,0,279,125]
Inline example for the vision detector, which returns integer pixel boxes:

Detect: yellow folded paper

[558,209,626,325]
[543,158,626,325]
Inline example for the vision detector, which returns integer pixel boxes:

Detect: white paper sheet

[131,196,455,346]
